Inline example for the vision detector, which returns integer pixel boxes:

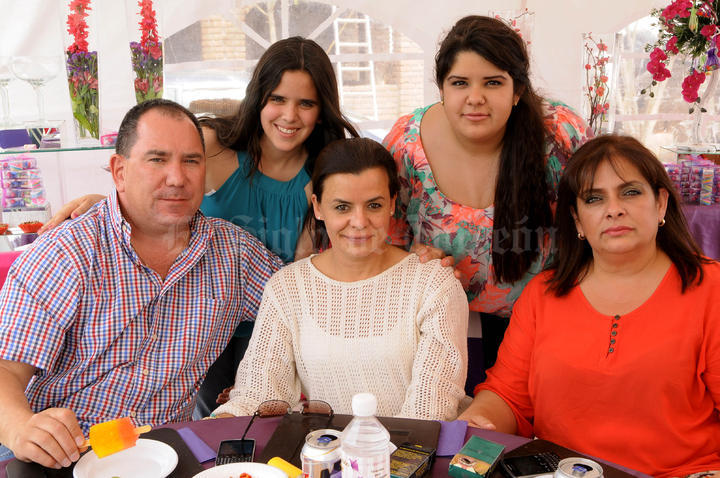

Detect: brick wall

[200,15,247,60]
[196,6,425,122]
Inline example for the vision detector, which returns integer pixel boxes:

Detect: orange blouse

[477,262,720,477]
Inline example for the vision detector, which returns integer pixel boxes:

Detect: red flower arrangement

[130,0,163,104]
[66,0,90,54]
[583,33,612,134]
[65,0,99,139]
[642,0,719,111]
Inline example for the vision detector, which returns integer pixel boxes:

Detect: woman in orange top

[459,135,720,477]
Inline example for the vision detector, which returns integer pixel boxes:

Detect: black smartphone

[216,438,256,465]
[500,452,561,478]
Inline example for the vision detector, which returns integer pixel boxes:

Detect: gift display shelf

[0,146,114,156]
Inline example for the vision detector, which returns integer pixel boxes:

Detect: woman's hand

[203,412,235,420]
[457,409,497,430]
[411,244,461,279]
[216,386,233,405]
[38,194,106,234]
[457,390,518,434]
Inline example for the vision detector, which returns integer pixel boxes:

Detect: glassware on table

[0,57,13,127]
[9,56,61,125]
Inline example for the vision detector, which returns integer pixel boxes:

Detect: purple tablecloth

[0,416,651,478]
[683,204,720,260]
[161,416,533,477]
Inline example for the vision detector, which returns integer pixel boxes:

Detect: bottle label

[341,452,390,478]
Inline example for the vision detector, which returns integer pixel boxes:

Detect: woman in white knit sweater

[212,138,469,420]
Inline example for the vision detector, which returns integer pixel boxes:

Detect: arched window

[161,0,424,139]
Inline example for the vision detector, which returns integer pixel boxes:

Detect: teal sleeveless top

[200,151,310,263]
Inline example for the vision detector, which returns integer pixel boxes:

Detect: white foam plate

[193,462,288,478]
[73,438,178,478]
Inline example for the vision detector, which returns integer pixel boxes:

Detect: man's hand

[38,194,106,234]
[6,408,85,469]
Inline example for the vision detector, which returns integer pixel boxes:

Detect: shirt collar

[107,190,213,257]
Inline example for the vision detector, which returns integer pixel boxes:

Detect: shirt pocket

[159,297,229,370]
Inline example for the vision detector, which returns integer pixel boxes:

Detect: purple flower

[706,47,719,71]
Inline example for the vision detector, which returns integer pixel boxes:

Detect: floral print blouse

[383,101,592,317]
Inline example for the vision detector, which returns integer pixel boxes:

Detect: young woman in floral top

[383,15,593,394]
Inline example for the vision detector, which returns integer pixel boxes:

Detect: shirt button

[610,339,616,344]
[614,315,620,320]
[612,323,618,328]
[151,334,158,341]
[611,331,617,336]
[142,369,149,376]
[129,411,136,418]
[608,348,614,353]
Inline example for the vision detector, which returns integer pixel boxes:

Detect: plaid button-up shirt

[0,192,282,432]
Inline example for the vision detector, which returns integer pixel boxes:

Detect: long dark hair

[435,15,550,284]
[201,37,358,176]
[548,134,708,296]
[308,138,400,250]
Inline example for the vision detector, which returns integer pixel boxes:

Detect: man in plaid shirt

[0,99,282,468]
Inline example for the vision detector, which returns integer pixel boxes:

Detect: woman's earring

[577,232,585,240]
[659,218,666,227]
[440,97,444,105]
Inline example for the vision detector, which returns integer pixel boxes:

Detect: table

[683,204,720,260]
[0,416,651,478]
[159,416,531,477]
[161,417,647,478]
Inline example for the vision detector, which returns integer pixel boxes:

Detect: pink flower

[681,69,706,102]
[700,24,717,38]
[647,58,672,82]
[661,0,692,20]
[600,75,608,83]
[138,0,159,49]
[650,47,668,62]
[66,0,91,54]
[149,44,162,60]
[666,36,679,54]
[597,86,606,96]
[585,63,592,70]
[134,77,149,94]
[85,71,98,89]
[598,42,608,51]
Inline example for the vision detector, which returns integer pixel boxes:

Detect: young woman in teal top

[42,37,359,416]
[200,151,309,263]
[194,37,358,416]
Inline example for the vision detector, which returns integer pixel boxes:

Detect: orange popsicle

[84,417,151,458]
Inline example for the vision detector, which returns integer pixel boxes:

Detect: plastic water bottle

[340,393,391,478]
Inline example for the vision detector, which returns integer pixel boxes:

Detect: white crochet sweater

[212,254,469,420]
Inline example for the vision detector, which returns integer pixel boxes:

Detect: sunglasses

[240,399,333,441]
